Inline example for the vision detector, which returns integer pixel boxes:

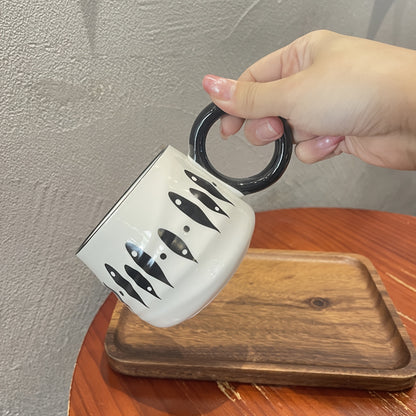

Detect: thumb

[202,74,298,120]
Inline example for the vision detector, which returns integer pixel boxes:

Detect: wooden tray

[105,248,416,391]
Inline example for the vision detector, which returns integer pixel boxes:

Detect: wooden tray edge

[104,249,416,391]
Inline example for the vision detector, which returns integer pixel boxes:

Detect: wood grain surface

[105,249,416,390]
[69,208,416,416]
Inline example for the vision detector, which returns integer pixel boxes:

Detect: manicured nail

[296,136,345,164]
[203,75,235,101]
[219,124,229,140]
[255,120,280,143]
[316,136,344,149]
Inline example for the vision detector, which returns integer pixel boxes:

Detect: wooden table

[69,208,416,415]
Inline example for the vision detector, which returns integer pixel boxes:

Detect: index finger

[238,33,313,83]
[220,34,313,136]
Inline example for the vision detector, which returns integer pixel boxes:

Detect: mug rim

[76,146,167,255]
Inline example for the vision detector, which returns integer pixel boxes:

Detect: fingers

[202,74,294,144]
[202,74,299,120]
[295,136,345,163]
[244,117,284,145]
[203,32,317,141]
[220,114,244,138]
[202,30,342,149]
[238,32,316,83]
[220,114,285,145]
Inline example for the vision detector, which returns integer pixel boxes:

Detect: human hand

[202,30,416,170]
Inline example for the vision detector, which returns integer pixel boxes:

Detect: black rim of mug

[76,148,167,254]
[188,102,293,195]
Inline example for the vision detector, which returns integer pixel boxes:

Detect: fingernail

[203,75,235,101]
[295,136,345,164]
[316,136,344,149]
[255,120,280,143]
[220,124,229,140]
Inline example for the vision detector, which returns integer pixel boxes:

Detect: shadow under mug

[77,103,293,327]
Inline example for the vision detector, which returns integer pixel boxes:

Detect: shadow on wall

[79,0,98,53]
[367,0,407,43]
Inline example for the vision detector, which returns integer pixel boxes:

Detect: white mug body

[77,145,254,327]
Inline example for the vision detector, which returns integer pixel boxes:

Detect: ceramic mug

[77,103,292,327]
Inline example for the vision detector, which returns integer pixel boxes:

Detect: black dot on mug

[119,291,124,297]
[160,253,167,260]
[183,225,190,233]
[212,182,217,187]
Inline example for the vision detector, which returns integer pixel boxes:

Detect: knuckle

[236,81,259,117]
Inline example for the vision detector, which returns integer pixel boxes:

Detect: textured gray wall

[1,1,415,415]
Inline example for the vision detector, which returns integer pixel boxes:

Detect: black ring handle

[189,102,293,195]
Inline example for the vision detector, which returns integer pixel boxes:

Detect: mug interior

[76,147,166,254]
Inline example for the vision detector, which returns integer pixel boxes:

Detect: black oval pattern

[125,242,173,287]
[125,265,161,299]
[189,188,229,217]
[102,282,125,304]
[158,228,197,262]
[105,264,148,307]
[184,170,233,204]
[168,192,219,232]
